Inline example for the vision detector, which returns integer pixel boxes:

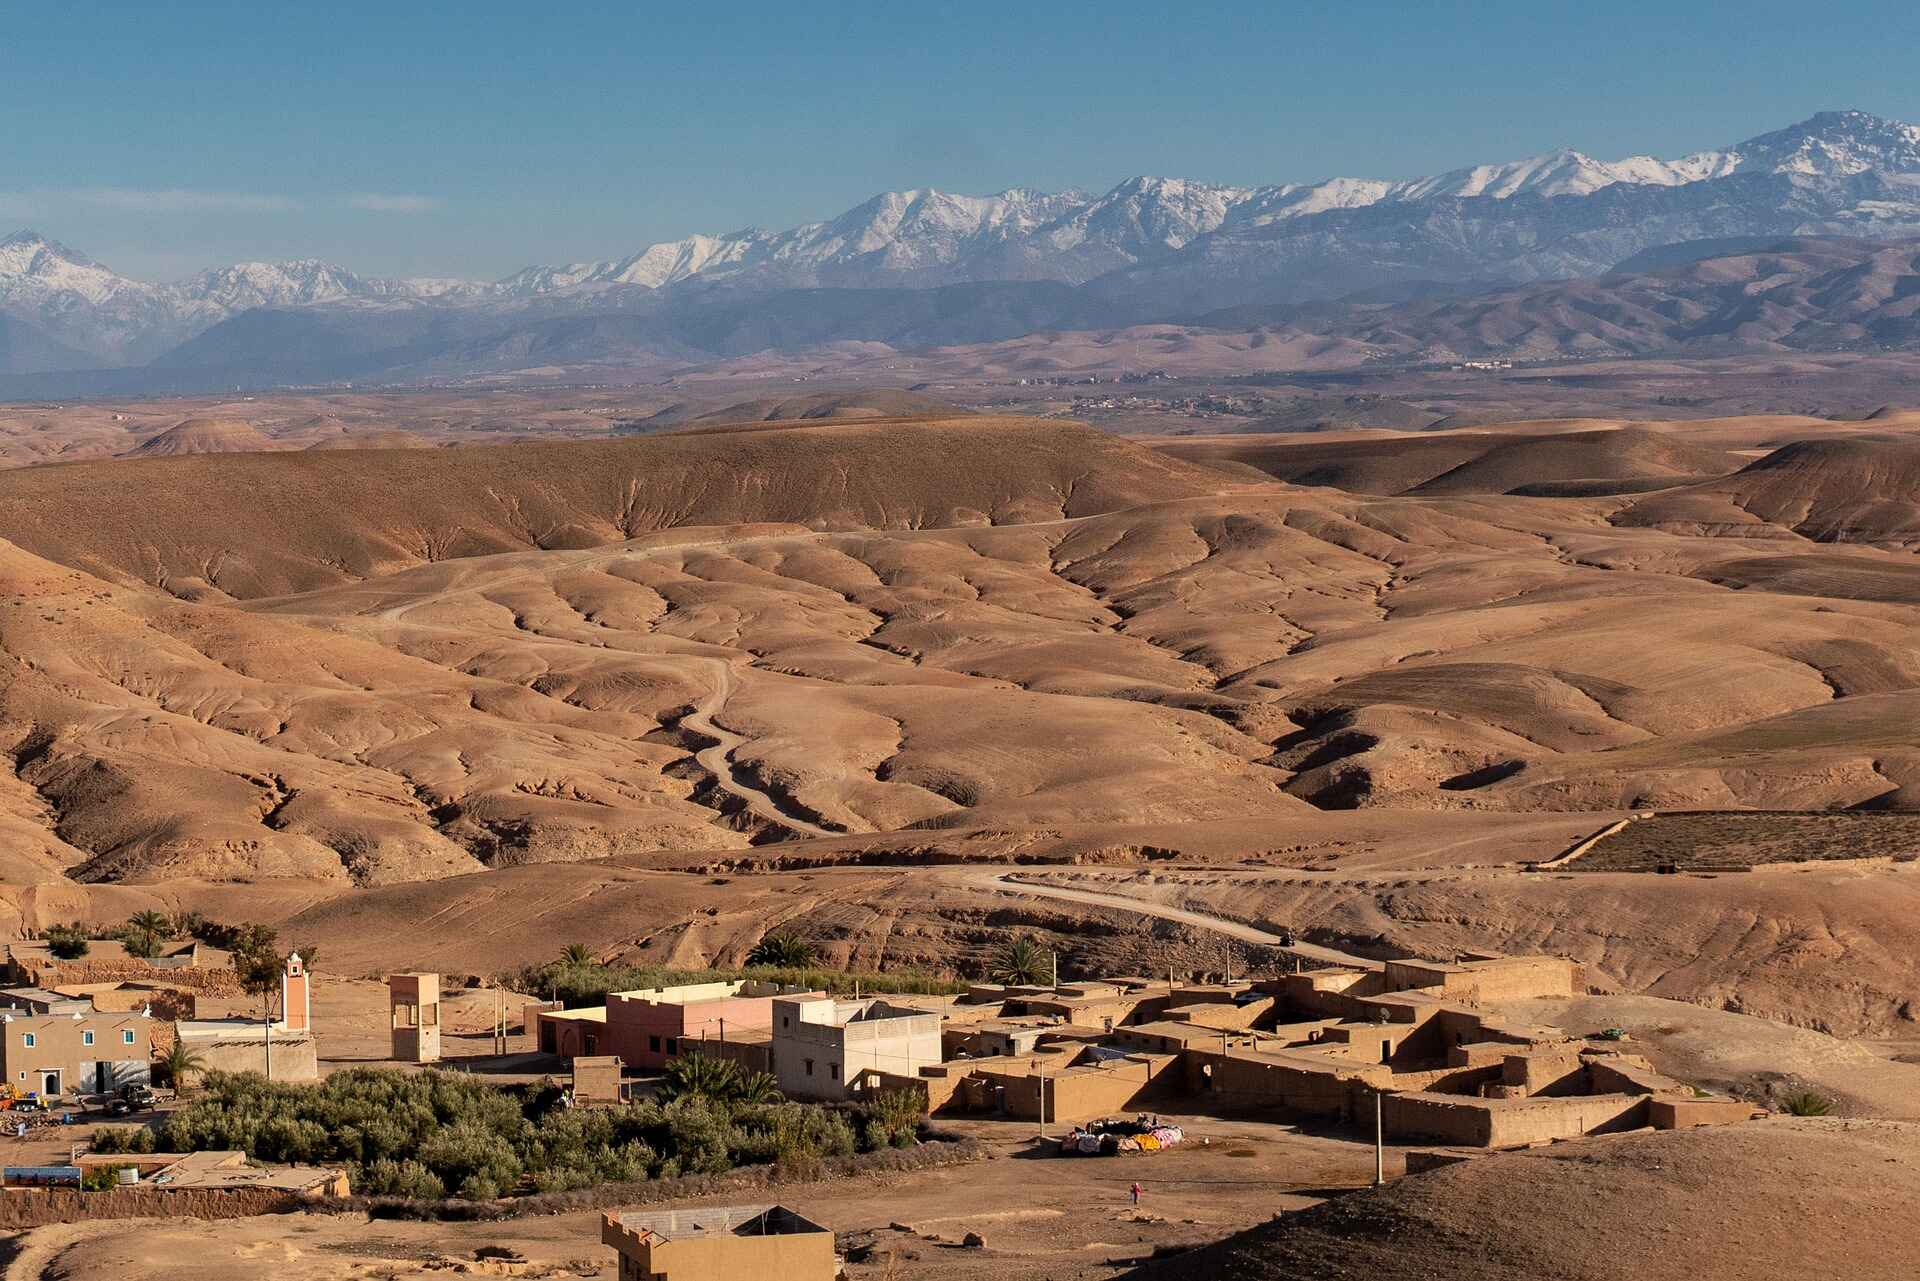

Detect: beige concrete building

[770,996,942,1101]
[174,1019,318,1083]
[602,1205,835,1281]
[0,1009,151,1097]
[389,973,441,1062]
[172,954,321,1083]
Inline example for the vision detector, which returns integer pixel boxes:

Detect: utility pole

[1036,1059,1048,1140]
[1051,949,1058,988]
[1373,1089,1386,1186]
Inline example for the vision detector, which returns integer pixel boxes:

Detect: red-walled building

[536,980,820,1068]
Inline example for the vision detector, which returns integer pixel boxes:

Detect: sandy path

[984,871,1382,970]
[2,1221,124,1281]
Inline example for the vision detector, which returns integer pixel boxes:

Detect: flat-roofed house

[603,980,818,1068]
[770,997,942,1101]
[0,1009,151,1097]
[602,1204,835,1281]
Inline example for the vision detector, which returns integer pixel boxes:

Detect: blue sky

[3,0,1917,281]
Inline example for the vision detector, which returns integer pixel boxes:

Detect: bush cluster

[510,958,966,1009]
[90,1067,923,1201]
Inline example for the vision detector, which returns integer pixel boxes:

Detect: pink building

[537,980,819,1068]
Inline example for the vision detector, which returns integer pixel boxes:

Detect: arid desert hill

[304,429,437,451]
[1618,434,1920,545]
[123,416,280,457]
[1162,420,1754,496]
[5,410,1920,1040]
[633,388,974,429]
[0,415,1224,598]
[1127,1120,1920,1281]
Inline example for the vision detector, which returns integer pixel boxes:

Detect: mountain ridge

[9,111,1920,378]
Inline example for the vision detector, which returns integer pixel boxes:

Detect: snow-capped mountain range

[6,110,1920,373]
[490,111,1920,295]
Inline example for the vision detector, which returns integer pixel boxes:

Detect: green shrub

[43,924,90,960]
[150,1065,878,1201]
[360,1158,445,1199]
[87,1127,127,1155]
[82,1164,133,1192]
[1781,1089,1834,1116]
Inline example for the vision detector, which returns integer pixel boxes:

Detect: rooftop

[604,1203,828,1243]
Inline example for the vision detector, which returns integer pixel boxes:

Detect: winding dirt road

[682,657,835,838]
[982,871,1383,970]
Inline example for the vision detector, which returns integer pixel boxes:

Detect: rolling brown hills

[633,388,974,429]
[0,415,1226,599]
[1618,434,1920,546]
[3,408,1920,1046]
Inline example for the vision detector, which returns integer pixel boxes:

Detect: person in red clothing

[1129,1181,1142,1206]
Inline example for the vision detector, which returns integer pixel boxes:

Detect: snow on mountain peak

[9,110,1920,368]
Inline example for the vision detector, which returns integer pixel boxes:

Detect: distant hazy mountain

[6,110,1920,384]
[1309,235,1920,360]
[0,232,470,364]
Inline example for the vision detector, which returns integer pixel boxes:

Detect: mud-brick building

[602,1205,835,1281]
[0,1009,151,1097]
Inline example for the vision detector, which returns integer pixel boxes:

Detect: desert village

[0,914,1786,1280]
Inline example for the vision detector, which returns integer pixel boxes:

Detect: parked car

[105,1084,157,1117]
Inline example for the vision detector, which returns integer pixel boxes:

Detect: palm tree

[122,930,161,960]
[745,934,818,969]
[988,935,1049,986]
[127,910,173,939]
[732,1069,782,1105]
[558,943,596,967]
[1781,1089,1834,1117]
[657,1053,741,1102]
[158,1041,208,1091]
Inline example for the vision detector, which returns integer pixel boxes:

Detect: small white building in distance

[769,996,942,1101]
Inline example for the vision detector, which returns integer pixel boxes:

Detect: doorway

[40,1070,60,1097]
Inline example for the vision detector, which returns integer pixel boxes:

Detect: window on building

[804,1058,814,1076]
[123,1030,135,1045]
[22,1033,33,1048]
[829,1063,839,1080]
[82,1031,93,1046]
[782,1016,790,1028]
[665,1038,678,1054]
[649,1036,661,1053]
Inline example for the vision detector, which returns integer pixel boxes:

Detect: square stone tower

[389,973,440,1063]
